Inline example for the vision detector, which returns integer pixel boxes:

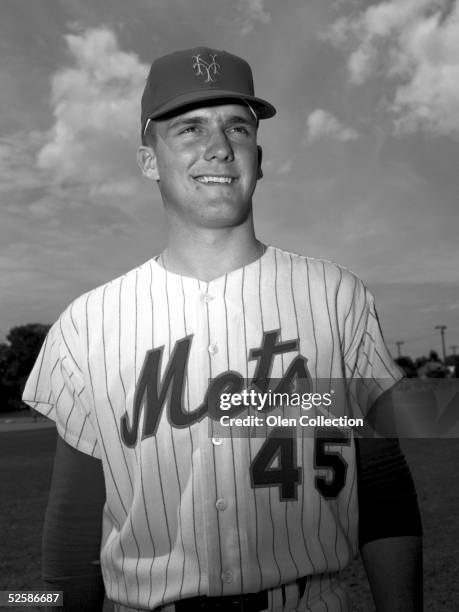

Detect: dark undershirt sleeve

[43,434,106,611]
[355,437,423,548]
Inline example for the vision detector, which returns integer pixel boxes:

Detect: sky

[1,0,458,360]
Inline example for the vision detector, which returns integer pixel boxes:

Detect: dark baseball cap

[141,47,276,134]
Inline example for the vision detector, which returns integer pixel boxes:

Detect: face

[138,103,262,229]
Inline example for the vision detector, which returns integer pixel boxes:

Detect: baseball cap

[141,47,276,134]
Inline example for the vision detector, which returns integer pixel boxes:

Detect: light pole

[396,341,404,358]
[435,325,447,362]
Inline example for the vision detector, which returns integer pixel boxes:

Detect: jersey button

[215,498,227,511]
[211,437,223,446]
[208,343,218,355]
[221,570,233,583]
[202,292,214,303]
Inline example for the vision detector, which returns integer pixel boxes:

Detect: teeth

[196,176,233,184]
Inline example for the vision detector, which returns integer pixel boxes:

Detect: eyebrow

[167,114,257,131]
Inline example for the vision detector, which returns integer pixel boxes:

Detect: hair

[141,119,157,147]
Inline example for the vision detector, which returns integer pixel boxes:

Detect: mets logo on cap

[192,53,221,83]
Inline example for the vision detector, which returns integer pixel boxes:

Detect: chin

[198,204,252,229]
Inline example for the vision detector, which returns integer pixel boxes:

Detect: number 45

[250,427,351,501]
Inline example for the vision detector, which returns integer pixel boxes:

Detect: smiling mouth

[194,175,236,184]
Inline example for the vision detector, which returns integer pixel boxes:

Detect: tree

[0,324,50,412]
[445,354,459,377]
[395,356,417,378]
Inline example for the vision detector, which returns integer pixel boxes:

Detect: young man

[23,47,422,611]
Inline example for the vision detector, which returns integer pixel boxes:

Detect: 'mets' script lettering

[121,330,310,446]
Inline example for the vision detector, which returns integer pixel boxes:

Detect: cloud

[0,132,47,194]
[305,109,359,143]
[277,160,292,176]
[238,0,271,35]
[325,0,459,139]
[37,27,148,184]
[0,27,152,222]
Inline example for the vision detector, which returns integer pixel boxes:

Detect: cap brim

[146,89,276,122]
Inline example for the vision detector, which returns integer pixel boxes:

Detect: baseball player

[23,47,422,611]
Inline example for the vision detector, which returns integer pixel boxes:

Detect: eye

[229,125,250,135]
[180,125,202,135]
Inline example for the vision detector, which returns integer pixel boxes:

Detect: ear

[257,145,263,180]
[137,146,160,181]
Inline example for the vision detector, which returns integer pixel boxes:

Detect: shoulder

[56,258,157,335]
[269,246,372,306]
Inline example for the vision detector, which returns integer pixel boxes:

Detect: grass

[1,429,458,610]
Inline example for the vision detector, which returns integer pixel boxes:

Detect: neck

[159,222,263,281]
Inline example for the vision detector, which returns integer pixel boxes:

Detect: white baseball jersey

[23,246,402,611]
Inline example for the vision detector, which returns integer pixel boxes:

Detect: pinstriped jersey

[23,246,403,611]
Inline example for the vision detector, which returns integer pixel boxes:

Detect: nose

[203,128,234,162]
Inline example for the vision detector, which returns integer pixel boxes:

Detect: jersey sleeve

[22,308,101,459]
[345,291,404,416]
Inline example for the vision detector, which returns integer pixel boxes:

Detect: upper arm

[23,307,101,459]
[43,434,106,580]
[355,437,422,547]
